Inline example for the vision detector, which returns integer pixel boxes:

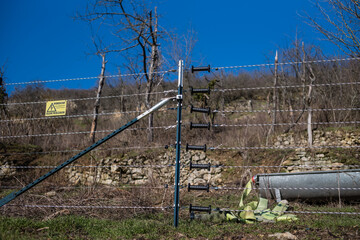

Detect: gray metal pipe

[254,169,360,200]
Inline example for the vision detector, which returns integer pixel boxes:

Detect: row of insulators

[187,71,213,219]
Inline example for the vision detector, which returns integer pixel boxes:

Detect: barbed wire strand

[211,164,360,169]
[0,107,356,124]
[2,185,359,191]
[0,184,172,190]
[4,57,359,86]
[1,90,177,106]
[4,204,171,210]
[178,206,360,215]
[3,120,355,139]
[4,69,177,86]
[1,143,358,157]
[213,81,360,93]
[0,164,173,169]
[212,121,360,128]
[209,145,360,151]
[211,208,360,215]
[213,56,360,70]
[2,106,354,124]
[1,163,358,169]
[0,125,176,139]
[4,205,358,215]
[0,109,176,123]
[213,107,360,114]
[210,186,360,191]
[0,146,165,156]
[4,81,360,107]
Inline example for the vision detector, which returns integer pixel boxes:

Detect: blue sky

[0,0,338,92]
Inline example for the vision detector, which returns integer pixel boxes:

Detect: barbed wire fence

[1,56,360,220]
[181,56,360,219]
[0,69,180,218]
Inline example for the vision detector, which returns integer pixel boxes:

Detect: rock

[282,160,294,166]
[0,165,16,177]
[111,165,120,173]
[133,179,147,185]
[286,167,294,171]
[192,154,200,161]
[199,152,206,160]
[102,179,113,185]
[202,173,211,180]
[331,162,344,167]
[268,232,297,239]
[44,191,56,197]
[43,209,70,221]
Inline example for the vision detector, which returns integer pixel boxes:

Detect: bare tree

[0,64,8,113]
[0,63,11,136]
[266,51,278,145]
[78,0,163,142]
[166,27,197,70]
[306,64,316,147]
[90,52,107,143]
[308,0,360,56]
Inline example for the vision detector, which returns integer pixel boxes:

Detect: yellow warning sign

[45,100,67,116]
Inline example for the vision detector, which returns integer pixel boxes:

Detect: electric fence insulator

[189,204,211,214]
[186,143,207,152]
[188,183,209,192]
[190,87,211,95]
[190,122,211,130]
[190,105,211,115]
[190,161,211,171]
[191,65,211,73]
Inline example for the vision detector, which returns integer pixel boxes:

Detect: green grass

[1,204,359,240]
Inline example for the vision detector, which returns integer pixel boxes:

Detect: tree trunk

[307,67,316,147]
[145,8,159,143]
[266,51,278,145]
[90,53,107,143]
[272,51,278,132]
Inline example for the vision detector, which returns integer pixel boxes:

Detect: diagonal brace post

[0,97,174,207]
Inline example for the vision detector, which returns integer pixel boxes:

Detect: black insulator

[191,65,211,73]
[190,105,211,115]
[190,212,195,220]
[190,161,211,171]
[188,183,209,192]
[189,204,211,214]
[190,87,211,95]
[190,122,211,130]
[186,144,207,152]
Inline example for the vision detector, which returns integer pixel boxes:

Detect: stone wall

[2,129,358,184]
[67,150,222,186]
[274,129,360,147]
[275,129,360,172]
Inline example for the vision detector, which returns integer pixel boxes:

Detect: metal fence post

[174,60,184,227]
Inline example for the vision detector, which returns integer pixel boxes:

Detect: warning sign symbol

[45,100,67,116]
[47,103,57,112]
